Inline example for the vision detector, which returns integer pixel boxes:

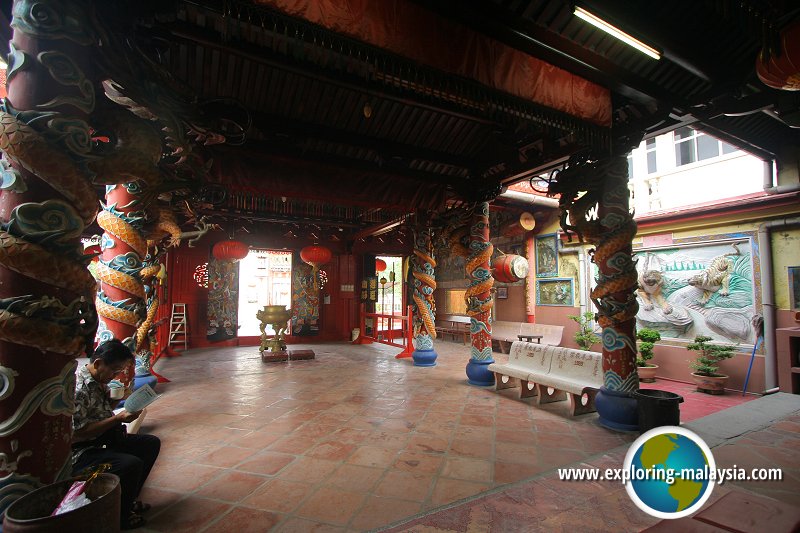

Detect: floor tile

[195,471,269,502]
[201,507,283,533]
[294,486,367,526]
[146,496,232,533]
[242,478,316,514]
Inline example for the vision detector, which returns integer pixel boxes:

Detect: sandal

[132,501,152,513]
[121,512,146,530]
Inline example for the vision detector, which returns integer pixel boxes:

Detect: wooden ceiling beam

[157,20,504,127]
[251,111,474,171]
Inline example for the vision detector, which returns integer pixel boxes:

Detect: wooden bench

[434,314,470,344]
[487,342,554,399]
[490,342,602,416]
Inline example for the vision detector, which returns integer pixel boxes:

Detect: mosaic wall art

[535,233,559,278]
[207,259,239,341]
[291,262,320,336]
[634,239,756,344]
[536,277,574,306]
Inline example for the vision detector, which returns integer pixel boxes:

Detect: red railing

[354,304,414,359]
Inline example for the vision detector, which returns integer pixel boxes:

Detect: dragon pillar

[465,202,495,385]
[0,0,99,510]
[592,155,640,431]
[410,224,438,367]
[95,184,147,384]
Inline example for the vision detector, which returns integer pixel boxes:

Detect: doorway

[238,249,292,337]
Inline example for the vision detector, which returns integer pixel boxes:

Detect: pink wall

[535,306,582,350]
[494,285,527,322]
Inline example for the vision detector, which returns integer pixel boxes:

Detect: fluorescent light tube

[574,7,661,60]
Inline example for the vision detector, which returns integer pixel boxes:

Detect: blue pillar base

[595,386,639,432]
[466,358,495,386]
[412,348,438,367]
[133,373,158,391]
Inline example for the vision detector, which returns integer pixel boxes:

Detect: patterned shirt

[72,364,115,456]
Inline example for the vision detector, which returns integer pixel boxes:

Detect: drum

[492,254,529,283]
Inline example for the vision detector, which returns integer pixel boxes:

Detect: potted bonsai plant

[568,311,600,351]
[636,328,661,382]
[687,335,736,394]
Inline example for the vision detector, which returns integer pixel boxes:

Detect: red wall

[160,234,359,351]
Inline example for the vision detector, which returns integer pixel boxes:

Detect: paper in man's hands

[123,384,160,412]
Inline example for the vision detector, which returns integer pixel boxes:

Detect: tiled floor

[383,395,800,532]
[135,340,761,532]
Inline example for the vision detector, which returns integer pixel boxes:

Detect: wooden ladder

[168,303,188,350]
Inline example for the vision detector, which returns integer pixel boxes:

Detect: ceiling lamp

[300,245,332,290]
[756,20,800,91]
[375,258,387,272]
[574,7,661,60]
[212,239,249,261]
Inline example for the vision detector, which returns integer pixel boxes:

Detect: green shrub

[687,335,735,377]
[568,312,600,351]
[636,328,661,367]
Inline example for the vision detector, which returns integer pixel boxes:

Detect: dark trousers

[73,433,161,518]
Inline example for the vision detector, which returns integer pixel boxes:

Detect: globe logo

[624,426,716,519]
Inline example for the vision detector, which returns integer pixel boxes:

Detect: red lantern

[375,258,387,272]
[300,245,332,290]
[300,245,332,269]
[756,20,800,90]
[212,240,249,261]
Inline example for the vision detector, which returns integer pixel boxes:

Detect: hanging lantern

[756,20,800,91]
[375,258,387,272]
[213,240,249,261]
[300,245,332,290]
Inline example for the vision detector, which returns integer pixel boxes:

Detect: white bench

[491,320,522,353]
[490,342,603,416]
[520,323,564,347]
[487,342,553,399]
[528,347,602,415]
[492,322,564,353]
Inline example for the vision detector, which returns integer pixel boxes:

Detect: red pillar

[0,0,97,508]
[95,185,147,386]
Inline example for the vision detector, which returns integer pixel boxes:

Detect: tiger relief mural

[633,240,756,344]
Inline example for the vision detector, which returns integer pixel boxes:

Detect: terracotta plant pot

[637,364,658,383]
[691,372,728,395]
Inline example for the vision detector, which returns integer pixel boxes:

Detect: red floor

[639,378,756,422]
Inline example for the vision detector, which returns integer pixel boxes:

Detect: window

[645,138,657,174]
[627,154,634,180]
[674,127,740,166]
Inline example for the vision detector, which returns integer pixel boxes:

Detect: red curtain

[256,0,611,126]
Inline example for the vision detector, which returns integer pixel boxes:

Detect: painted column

[95,184,147,382]
[0,0,98,509]
[592,155,640,431]
[465,202,495,385]
[525,231,536,322]
[411,225,438,366]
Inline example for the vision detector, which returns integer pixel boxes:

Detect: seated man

[72,339,161,530]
